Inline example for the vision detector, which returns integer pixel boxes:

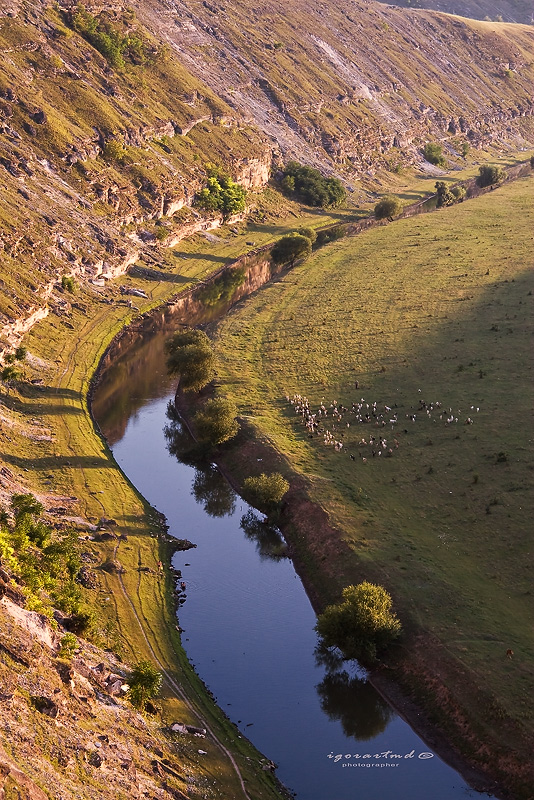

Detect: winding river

[92,305,493,800]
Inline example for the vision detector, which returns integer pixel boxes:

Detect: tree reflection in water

[164,406,236,518]
[240,509,288,561]
[191,465,236,518]
[315,644,393,740]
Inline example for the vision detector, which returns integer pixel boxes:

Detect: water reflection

[240,509,288,561]
[316,668,394,741]
[164,409,237,518]
[192,465,236,518]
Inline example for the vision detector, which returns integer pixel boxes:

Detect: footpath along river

[91,316,494,800]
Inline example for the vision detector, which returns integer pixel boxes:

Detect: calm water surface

[93,333,492,800]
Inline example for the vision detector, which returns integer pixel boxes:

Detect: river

[91,311,495,800]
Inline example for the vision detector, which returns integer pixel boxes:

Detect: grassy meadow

[214,175,534,747]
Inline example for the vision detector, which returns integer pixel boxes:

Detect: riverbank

[5,205,362,800]
[207,176,534,798]
[3,157,531,798]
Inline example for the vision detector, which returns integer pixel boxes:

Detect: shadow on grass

[129,266,191,284]
[2,453,111,470]
[0,394,83,416]
[172,252,231,263]
[18,384,82,400]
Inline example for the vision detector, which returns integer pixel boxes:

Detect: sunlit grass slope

[214,176,534,736]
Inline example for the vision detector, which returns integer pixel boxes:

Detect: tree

[422,142,446,168]
[435,181,455,208]
[193,397,239,445]
[271,234,312,267]
[316,582,402,662]
[280,162,346,208]
[297,226,317,245]
[477,164,504,188]
[165,328,215,393]
[127,660,163,711]
[374,195,402,220]
[243,472,289,509]
[194,167,247,220]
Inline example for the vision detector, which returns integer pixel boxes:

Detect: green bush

[58,633,78,660]
[194,397,239,445]
[165,328,216,393]
[69,7,147,70]
[194,166,246,219]
[127,660,163,711]
[316,582,402,662]
[315,225,346,247]
[243,472,289,509]
[374,195,402,220]
[477,165,504,188]
[280,162,346,208]
[271,234,312,266]
[423,142,447,168]
[296,226,317,244]
[61,275,76,293]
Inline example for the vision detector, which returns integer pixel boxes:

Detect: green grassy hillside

[213,174,534,793]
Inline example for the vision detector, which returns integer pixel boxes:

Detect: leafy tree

[280,162,346,208]
[422,142,447,168]
[451,185,466,202]
[477,164,504,188]
[14,345,27,361]
[194,397,239,445]
[297,226,317,245]
[374,195,402,220]
[1,365,19,389]
[194,167,247,219]
[243,472,289,509]
[61,275,76,293]
[271,234,312,267]
[127,660,163,710]
[165,328,215,393]
[315,225,346,247]
[316,582,402,662]
[435,181,455,208]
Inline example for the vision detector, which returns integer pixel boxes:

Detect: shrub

[165,328,215,393]
[374,195,402,220]
[102,139,127,163]
[297,226,317,245]
[316,582,402,662]
[61,275,76,293]
[194,166,246,219]
[193,397,239,445]
[243,472,289,509]
[127,660,163,711]
[58,633,78,660]
[280,162,346,208]
[64,608,97,636]
[435,181,456,208]
[271,234,312,266]
[315,226,346,247]
[477,165,504,188]
[423,142,447,168]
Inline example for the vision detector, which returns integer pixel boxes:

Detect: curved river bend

[92,320,493,800]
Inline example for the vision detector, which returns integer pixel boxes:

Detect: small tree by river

[316,582,401,663]
[165,328,215,393]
